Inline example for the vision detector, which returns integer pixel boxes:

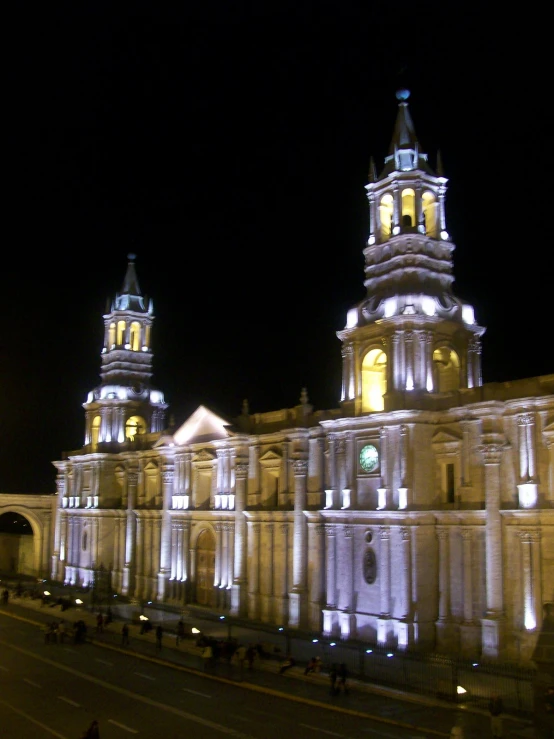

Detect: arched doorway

[195,529,216,607]
[0,512,34,575]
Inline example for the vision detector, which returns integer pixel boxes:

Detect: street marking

[0,698,67,739]
[58,696,80,707]
[108,719,138,733]
[183,687,211,698]
[95,658,113,665]
[135,672,155,680]
[300,725,345,737]
[23,678,41,688]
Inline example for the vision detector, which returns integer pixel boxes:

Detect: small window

[446,463,455,503]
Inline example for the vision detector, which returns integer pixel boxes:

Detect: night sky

[2,4,551,494]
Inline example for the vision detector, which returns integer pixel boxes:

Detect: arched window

[82,531,88,551]
[129,321,141,351]
[401,188,416,229]
[108,322,116,348]
[117,320,126,346]
[379,193,394,241]
[91,415,101,449]
[433,347,460,393]
[361,348,387,412]
[422,191,438,238]
[125,415,147,441]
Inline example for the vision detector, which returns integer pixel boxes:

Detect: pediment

[259,448,283,462]
[431,429,462,445]
[192,449,216,463]
[172,405,232,445]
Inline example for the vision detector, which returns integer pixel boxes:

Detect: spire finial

[396,88,410,103]
[128,252,136,262]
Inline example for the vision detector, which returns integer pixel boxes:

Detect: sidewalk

[1,595,539,739]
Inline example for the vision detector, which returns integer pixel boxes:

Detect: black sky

[2,3,552,494]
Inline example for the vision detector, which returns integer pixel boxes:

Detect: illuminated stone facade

[3,92,553,663]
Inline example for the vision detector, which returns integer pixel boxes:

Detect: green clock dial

[359,444,379,473]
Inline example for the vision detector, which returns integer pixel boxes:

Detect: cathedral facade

[40,91,554,663]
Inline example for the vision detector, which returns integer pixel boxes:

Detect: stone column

[122,469,138,596]
[214,522,223,590]
[377,426,390,509]
[436,527,450,622]
[518,413,538,508]
[260,524,274,621]
[377,526,392,646]
[397,526,414,649]
[461,528,474,624]
[480,441,505,658]
[157,466,174,601]
[308,522,325,630]
[231,462,248,616]
[247,521,261,620]
[289,459,308,628]
[339,525,356,640]
[135,516,144,600]
[328,435,338,507]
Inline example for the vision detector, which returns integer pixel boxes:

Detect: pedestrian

[337,663,349,694]
[85,719,100,738]
[278,654,296,675]
[489,694,504,738]
[304,657,317,675]
[57,620,66,644]
[329,663,338,695]
[121,622,130,646]
[2,588,9,605]
[155,624,163,652]
[96,612,104,633]
[245,645,256,670]
[176,619,185,646]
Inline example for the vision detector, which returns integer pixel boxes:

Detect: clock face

[359,444,379,473]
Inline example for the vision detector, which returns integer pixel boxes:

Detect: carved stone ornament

[363,548,377,585]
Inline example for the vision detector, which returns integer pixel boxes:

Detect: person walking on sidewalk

[489,694,504,737]
[121,622,130,646]
[176,619,185,647]
[155,625,163,653]
[336,663,349,694]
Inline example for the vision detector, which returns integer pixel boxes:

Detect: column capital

[292,458,308,475]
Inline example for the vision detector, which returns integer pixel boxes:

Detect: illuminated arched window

[144,324,151,350]
[422,191,438,238]
[108,322,116,348]
[117,320,126,346]
[379,193,394,241]
[401,188,416,229]
[361,348,387,412]
[91,416,101,450]
[433,347,460,393]
[125,415,147,441]
[130,321,141,351]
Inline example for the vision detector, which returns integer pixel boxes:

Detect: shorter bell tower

[338,90,485,415]
[83,253,168,450]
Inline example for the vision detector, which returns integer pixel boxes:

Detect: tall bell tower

[82,253,168,450]
[338,89,485,415]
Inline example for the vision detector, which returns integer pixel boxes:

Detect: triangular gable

[173,405,232,446]
[431,429,462,444]
[259,448,283,462]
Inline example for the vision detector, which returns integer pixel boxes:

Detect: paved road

[0,596,538,738]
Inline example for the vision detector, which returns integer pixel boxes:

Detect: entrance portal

[195,529,216,607]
